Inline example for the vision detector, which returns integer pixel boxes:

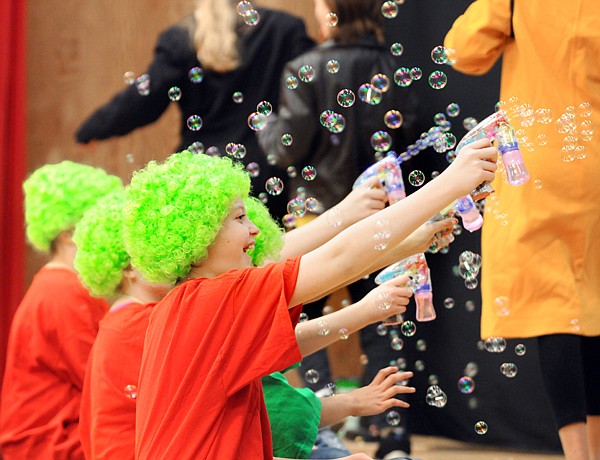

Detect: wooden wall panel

[25,0,317,282]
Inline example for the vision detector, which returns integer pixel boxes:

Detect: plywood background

[25,0,317,278]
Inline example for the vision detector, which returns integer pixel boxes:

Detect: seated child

[0,161,121,460]
[73,190,172,460]
[124,141,496,459]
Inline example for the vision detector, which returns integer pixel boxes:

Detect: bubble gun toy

[454,194,483,232]
[375,252,435,322]
[354,159,435,323]
[455,110,530,201]
[352,154,406,205]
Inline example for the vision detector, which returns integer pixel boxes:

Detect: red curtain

[0,0,27,388]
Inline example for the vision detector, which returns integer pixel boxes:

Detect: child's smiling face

[193,198,260,277]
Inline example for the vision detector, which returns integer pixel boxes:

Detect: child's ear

[122,265,138,281]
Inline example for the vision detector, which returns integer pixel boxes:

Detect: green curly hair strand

[73,190,130,297]
[123,151,256,284]
[244,196,284,266]
[23,161,123,252]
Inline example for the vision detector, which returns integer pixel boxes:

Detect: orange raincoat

[445,0,600,339]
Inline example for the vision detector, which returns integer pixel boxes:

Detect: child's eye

[237,214,246,220]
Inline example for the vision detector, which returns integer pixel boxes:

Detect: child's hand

[402,217,457,255]
[333,176,387,227]
[348,367,415,416]
[440,138,498,198]
[361,276,412,323]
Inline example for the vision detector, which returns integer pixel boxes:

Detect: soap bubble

[458,376,475,394]
[400,320,416,337]
[186,115,203,131]
[337,89,356,107]
[394,67,412,87]
[474,421,488,435]
[188,67,204,83]
[248,112,267,131]
[390,42,404,56]
[168,86,182,101]
[305,369,320,384]
[256,100,273,116]
[381,1,399,18]
[428,71,448,89]
[371,131,392,152]
[386,411,401,426]
[326,60,340,73]
[265,177,284,196]
[298,65,316,83]
[371,73,391,92]
[500,362,518,378]
[124,384,138,399]
[302,166,317,181]
[358,84,382,105]
[408,170,425,186]
[431,45,449,64]
[326,12,338,26]
[515,344,527,356]
[446,103,460,117]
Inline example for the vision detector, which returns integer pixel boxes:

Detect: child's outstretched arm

[319,367,415,428]
[289,138,496,307]
[302,216,456,304]
[280,176,387,260]
[295,276,412,357]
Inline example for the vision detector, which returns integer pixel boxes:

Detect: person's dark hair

[325,0,385,44]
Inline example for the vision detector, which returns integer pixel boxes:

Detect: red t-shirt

[79,301,155,460]
[0,267,109,460]
[135,258,303,460]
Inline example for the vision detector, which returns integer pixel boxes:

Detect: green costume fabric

[263,370,322,459]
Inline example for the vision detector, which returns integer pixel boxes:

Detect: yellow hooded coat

[445,0,600,338]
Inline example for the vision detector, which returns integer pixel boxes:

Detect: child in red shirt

[73,191,172,460]
[124,144,496,459]
[0,161,121,460]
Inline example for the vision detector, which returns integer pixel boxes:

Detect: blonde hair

[193,0,240,73]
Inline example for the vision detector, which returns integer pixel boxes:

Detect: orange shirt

[79,301,155,460]
[0,267,109,460]
[135,258,303,460]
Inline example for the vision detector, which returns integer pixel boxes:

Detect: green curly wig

[123,151,255,284]
[244,196,285,266]
[23,161,123,253]
[73,190,130,297]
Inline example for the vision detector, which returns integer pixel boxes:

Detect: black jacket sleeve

[75,26,193,143]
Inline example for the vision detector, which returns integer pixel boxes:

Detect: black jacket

[76,8,314,217]
[257,35,417,212]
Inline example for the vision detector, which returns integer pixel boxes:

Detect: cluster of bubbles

[373,218,392,250]
[236,1,260,26]
[135,74,151,96]
[389,330,404,351]
[457,250,482,290]
[499,97,594,161]
[426,385,448,408]
[483,336,507,353]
